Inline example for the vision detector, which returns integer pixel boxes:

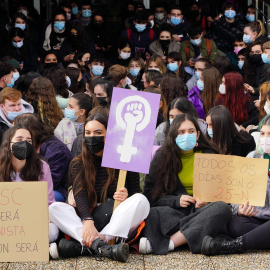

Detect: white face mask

[149,20,154,28]
[219,84,226,95]
[260,137,270,154]
[120,51,131,59]
[264,102,270,115]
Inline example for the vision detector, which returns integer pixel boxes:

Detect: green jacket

[180,37,218,66]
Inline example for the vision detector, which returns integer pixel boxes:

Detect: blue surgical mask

[238,60,244,69]
[92,65,104,76]
[12,40,23,48]
[197,79,204,91]
[66,76,71,87]
[4,108,23,121]
[13,72,20,82]
[167,62,179,72]
[64,108,79,121]
[82,9,92,18]
[54,21,65,31]
[207,128,213,138]
[262,53,270,64]
[15,23,26,31]
[224,10,236,20]
[176,133,197,151]
[243,34,252,44]
[72,6,79,15]
[169,119,173,125]
[135,24,146,32]
[195,71,200,80]
[130,68,140,77]
[7,78,15,88]
[190,38,202,46]
[246,14,255,22]
[170,17,181,26]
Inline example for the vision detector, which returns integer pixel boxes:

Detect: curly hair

[26,77,63,130]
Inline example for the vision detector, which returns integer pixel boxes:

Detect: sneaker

[139,237,152,254]
[49,242,59,259]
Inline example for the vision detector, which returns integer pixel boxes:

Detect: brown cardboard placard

[0,182,49,262]
[193,153,268,206]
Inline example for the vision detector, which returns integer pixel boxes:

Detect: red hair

[214,72,249,125]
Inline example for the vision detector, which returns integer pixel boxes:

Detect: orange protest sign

[0,182,49,262]
[193,153,268,206]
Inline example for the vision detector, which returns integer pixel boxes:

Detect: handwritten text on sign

[193,154,268,206]
[0,182,49,262]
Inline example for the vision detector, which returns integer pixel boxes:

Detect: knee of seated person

[213,201,232,216]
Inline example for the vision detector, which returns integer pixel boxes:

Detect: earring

[195,142,198,147]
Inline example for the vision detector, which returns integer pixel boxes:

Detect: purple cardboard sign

[102,87,160,174]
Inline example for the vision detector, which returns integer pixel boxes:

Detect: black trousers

[228,216,270,250]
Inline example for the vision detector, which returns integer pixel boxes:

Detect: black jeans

[228,216,270,250]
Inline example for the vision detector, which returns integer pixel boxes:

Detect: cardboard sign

[0,182,49,262]
[102,88,160,174]
[193,153,268,206]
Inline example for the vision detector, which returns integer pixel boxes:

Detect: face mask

[82,9,92,18]
[260,137,270,154]
[72,6,79,15]
[219,84,226,95]
[207,128,213,138]
[92,65,104,76]
[238,60,244,69]
[120,51,131,59]
[15,23,26,31]
[246,14,255,22]
[66,13,71,21]
[224,10,236,20]
[130,68,140,77]
[250,54,262,65]
[64,108,79,121]
[66,76,71,87]
[84,60,90,69]
[262,53,270,64]
[135,24,146,32]
[264,102,270,115]
[159,39,170,47]
[176,133,197,151]
[155,13,164,20]
[97,97,108,106]
[84,136,104,154]
[190,10,200,19]
[197,79,204,91]
[44,62,58,69]
[7,78,15,88]
[169,119,173,125]
[19,9,27,17]
[243,34,253,44]
[195,71,200,80]
[54,21,65,31]
[167,62,179,72]
[190,38,202,46]
[149,20,154,28]
[234,47,242,55]
[13,72,20,82]
[12,40,23,48]
[71,35,79,43]
[94,22,104,28]
[170,17,181,26]
[5,108,23,121]
[11,141,33,160]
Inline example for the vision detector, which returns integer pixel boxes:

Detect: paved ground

[1,247,270,270]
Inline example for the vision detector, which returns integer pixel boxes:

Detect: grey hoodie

[0,99,34,128]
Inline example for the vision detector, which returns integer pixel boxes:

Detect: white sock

[168,240,174,251]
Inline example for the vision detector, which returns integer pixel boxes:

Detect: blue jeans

[54,191,66,202]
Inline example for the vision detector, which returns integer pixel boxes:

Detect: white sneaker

[49,242,60,259]
[139,237,153,254]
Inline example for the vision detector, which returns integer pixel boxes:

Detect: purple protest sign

[102,87,160,174]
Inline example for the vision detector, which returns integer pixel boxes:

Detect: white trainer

[49,242,60,259]
[139,237,153,254]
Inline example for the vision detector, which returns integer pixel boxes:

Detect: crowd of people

[1,0,270,263]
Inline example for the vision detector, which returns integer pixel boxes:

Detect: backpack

[127,28,154,42]
[185,39,212,58]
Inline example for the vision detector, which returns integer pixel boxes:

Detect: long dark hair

[0,125,43,182]
[72,113,116,207]
[151,113,218,201]
[206,105,250,155]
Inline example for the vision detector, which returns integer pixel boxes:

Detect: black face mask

[44,62,58,69]
[190,10,200,19]
[84,136,104,154]
[250,54,262,65]
[94,22,104,29]
[159,39,170,48]
[84,60,90,69]
[97,97,108,106]
[12,141,33,160]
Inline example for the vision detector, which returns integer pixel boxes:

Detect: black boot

[91,238,129,262]
[58,238,92,258]
[201,235,244,256]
